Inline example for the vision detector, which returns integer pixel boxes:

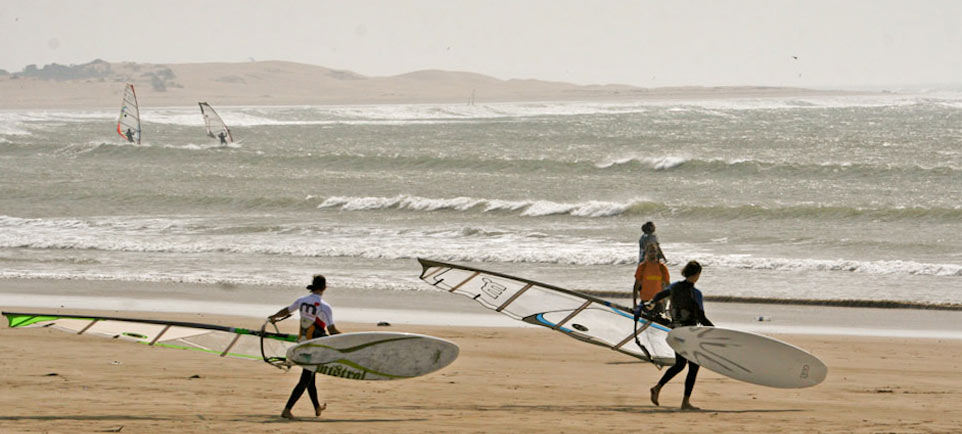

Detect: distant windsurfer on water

[124,128,134,143]
[217,131,227,145]
[268,274,341,419]
[646,260,713,410]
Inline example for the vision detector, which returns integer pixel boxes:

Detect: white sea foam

[595,155,691,170]
[3,94,958,132]
[2,215,959,277]
[318,194,641,218]
[0,271,428,293]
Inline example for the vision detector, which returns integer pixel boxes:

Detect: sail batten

[116,83,141,144]
[198,102,233,144]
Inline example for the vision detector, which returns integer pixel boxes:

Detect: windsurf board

[286,331,458,381]
[667,326,827,388]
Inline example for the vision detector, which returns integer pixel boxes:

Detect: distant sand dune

[0,60,857,109]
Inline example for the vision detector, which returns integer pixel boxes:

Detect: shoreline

[601,292,962,311]
[3,277,962,340]
[0,89,868,110]
[0,60,872,110]
[3,276,960,311]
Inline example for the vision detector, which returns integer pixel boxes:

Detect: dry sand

[1,310,960,433]
[0,60,864,109]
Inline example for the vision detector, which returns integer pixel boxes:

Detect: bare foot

[315,403,327,417]
[649,385,661,406]
[281,408,295,419]
[680,402,700,411]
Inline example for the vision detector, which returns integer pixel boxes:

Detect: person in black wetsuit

[217,131,227,145]
[125,128,134,143]
[268,274,342,419]
[646,260,713,410]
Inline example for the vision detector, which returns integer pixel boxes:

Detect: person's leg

[651,353,688,406]
[681,362,701,410]
[282,369,315,418]
[307,372,319,407]
[305,372,327,416]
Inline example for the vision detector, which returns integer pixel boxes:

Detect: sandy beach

[5,2,961,432]
[2,281,961,434]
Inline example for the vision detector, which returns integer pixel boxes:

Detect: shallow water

[1,94,960,304]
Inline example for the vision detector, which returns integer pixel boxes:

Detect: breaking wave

[316,195,962,222]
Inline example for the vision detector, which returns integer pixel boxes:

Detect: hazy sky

[2,0,961,88]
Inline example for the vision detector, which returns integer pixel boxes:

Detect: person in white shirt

[268,274,342,419]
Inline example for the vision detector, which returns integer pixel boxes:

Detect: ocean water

[1,94,960,306]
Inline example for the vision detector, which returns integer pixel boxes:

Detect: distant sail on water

[116,83,141,144]
[198,102,233,144]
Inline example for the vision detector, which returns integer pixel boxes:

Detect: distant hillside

[0,59,853,109]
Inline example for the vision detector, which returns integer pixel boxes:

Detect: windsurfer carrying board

[645,260,713,410]
[268,274,342,419]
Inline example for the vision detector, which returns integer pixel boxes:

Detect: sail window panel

[539,308,634,346]
[421,267,478,291]
[457,276,585,320]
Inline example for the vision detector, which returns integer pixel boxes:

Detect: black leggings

[657,352,700,397]
[285,368,320,410]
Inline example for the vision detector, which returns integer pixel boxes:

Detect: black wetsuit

[650,280,714,397]
[284,326,327,410]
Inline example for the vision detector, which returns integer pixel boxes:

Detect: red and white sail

[116,83,141,144]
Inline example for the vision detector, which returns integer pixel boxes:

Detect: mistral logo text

[317,363,367,380]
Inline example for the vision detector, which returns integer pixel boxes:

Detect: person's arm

[694,290,713,326]
[697,310,714,327]
[660,265,670,290]
[632,280,642,308]
[648,288,669,306]
[321,302,340,335]
[268,307,291,322]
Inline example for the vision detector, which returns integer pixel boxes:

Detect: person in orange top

[633,245,670,313]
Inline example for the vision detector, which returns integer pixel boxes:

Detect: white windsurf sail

[116,83,141,144]
[3,311,296,369]
[417,258,676,366]
[198,102,233,144]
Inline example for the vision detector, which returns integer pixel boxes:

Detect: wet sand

[1,302,961,433]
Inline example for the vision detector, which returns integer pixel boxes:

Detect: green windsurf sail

[3,311,296,368]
